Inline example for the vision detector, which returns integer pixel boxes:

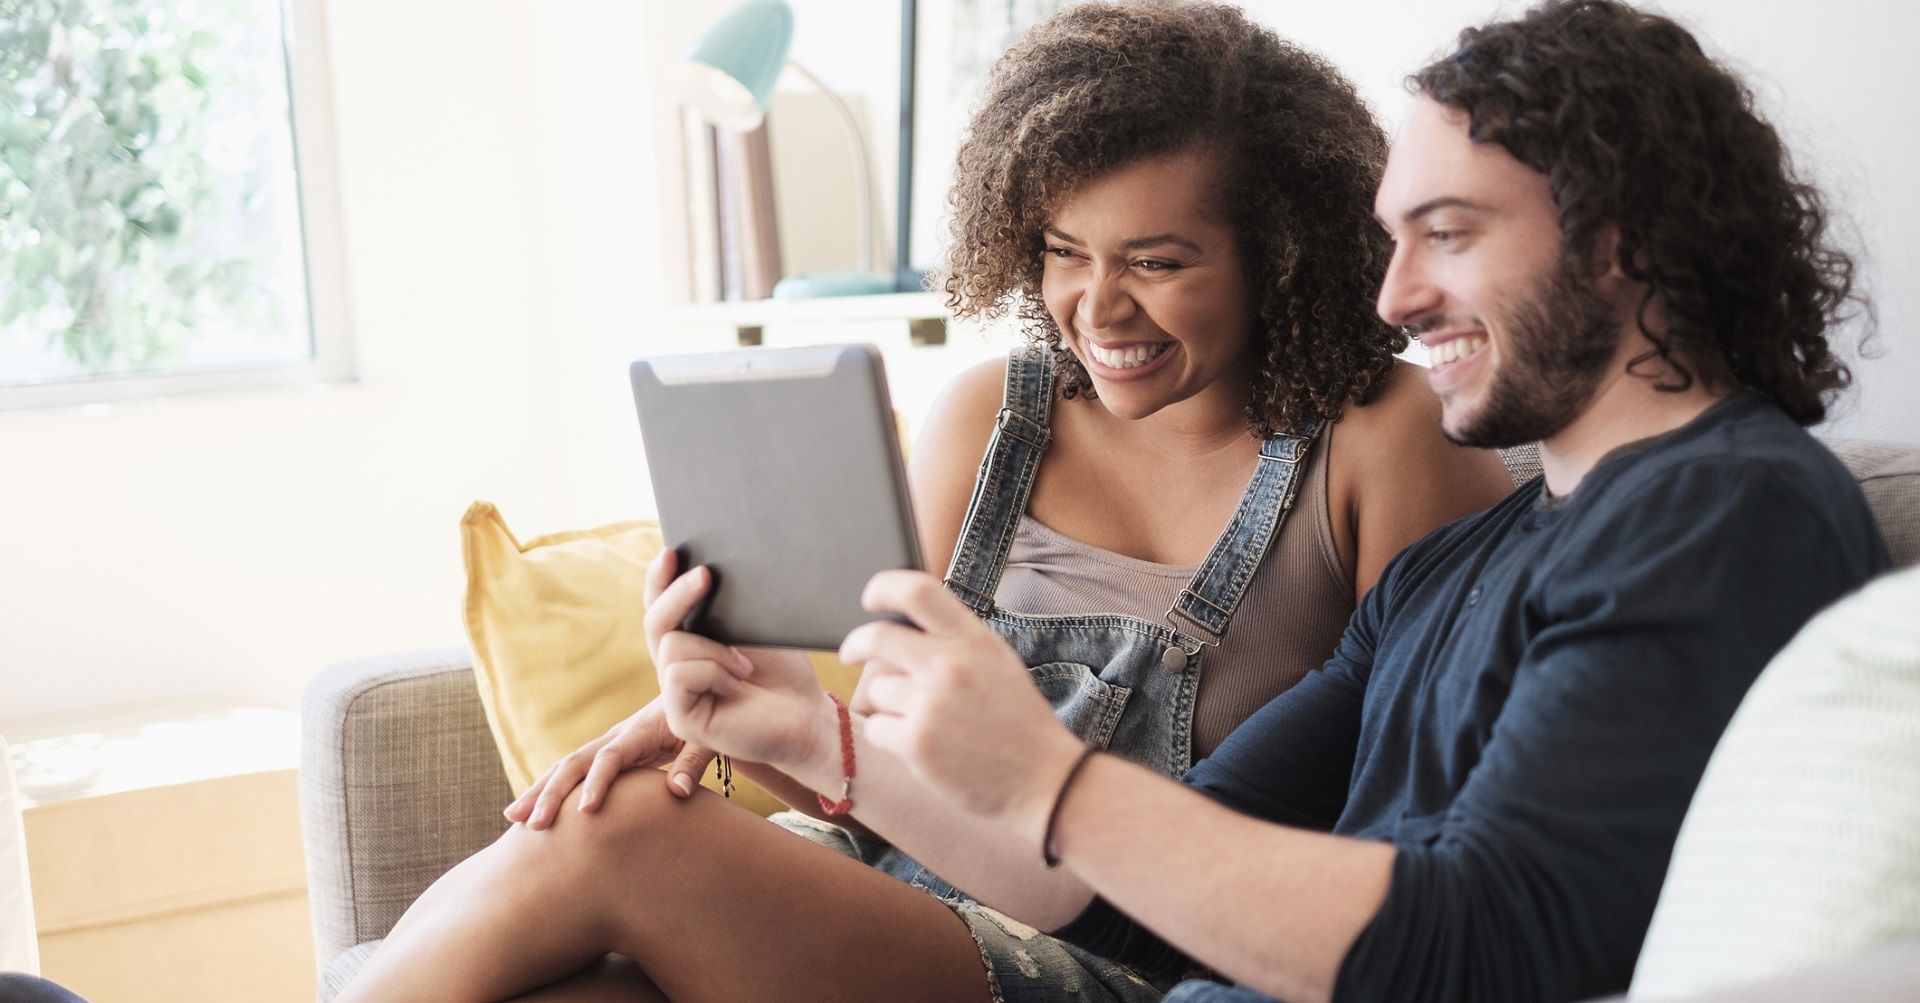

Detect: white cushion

[1630,565,1920,998]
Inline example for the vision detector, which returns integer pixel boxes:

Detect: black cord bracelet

[1042,745,1101,868]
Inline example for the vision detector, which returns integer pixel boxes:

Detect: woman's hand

[503,696,713,830]
[645,549,835,774]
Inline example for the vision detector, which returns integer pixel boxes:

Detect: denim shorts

[771,811,1181,1003]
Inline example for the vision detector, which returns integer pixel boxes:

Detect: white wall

[1242,0,1920,444]
[0,0,668,721]
[0,0,1912,723]
[777,0,1918,443]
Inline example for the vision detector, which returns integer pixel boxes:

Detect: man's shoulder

[1635,390,1843,472]
[1589,397,1864,521]
[1556,397,1886,580]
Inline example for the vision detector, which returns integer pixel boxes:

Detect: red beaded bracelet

[817,693,857,817]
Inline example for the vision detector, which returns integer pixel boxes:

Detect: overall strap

[942,348,1054,614]
[1165,417,1325,652]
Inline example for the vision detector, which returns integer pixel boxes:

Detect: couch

[299,439,1920,1001]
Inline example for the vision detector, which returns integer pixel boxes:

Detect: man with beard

[644,2,1891,1002]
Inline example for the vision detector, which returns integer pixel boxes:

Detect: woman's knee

[504,769,714,863]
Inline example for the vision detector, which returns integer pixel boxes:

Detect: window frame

[0,0,355,413]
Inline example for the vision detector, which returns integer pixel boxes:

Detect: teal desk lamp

[684,0,894,299]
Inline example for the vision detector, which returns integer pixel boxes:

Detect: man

[817,1,1889,1001]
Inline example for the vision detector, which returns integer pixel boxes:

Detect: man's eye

[1134,259,1180,272]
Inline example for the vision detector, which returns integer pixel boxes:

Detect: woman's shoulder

[1323,359,1517,597]
[908,354,1013,572]
[1332,359,1443,443]
[918,355,1008,452]
[1332,358,1510,490]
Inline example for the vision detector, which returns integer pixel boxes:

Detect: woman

[337,4,1513,1001]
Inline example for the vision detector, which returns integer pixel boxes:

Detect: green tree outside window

[0,0,311,387]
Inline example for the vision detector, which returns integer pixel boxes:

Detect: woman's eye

[1427,229,1465,246]
[1043,246,1076,259]
[1133,259,1180,272]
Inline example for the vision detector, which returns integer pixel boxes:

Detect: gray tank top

[995,423,1354,757]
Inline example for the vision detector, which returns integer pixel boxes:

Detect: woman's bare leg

[509,956,663,1002]
[333,771,993,1003]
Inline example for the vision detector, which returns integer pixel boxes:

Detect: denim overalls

[871,347,1322,901]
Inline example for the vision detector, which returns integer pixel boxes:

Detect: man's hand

[841,570,1085,833]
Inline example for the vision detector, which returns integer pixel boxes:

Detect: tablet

[629,343,923,650]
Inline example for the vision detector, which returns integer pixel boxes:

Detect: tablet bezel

[630,343,923,650]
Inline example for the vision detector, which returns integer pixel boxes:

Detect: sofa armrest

[298,649,511,978]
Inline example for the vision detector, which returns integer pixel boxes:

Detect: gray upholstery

[296,440,1917,1000]
[1832,439,1920,568]
[299,649,510,999]
[1498,442,1542,486]
[1500,438,1916,567]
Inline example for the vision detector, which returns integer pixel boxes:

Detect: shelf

[668,291,949,348]
[670,291,943,326]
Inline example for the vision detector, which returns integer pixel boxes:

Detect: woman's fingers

[660,659,744,724]
[642,565,713,654]
[644,547,679,607]
[526,742,604,830]
[503,766,552,822]
[666,743,717,798]
[658,631,752,680]
[577,739,637,813]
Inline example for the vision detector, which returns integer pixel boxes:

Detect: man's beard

[1443,254,1619,449]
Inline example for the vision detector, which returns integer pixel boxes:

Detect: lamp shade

[683,0,795,131]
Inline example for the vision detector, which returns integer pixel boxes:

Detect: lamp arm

[786,60,881,274]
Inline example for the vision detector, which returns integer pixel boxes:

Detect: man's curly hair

[936,1,1401,437]
[1412,0,1858,425]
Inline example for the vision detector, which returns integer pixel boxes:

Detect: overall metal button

[1161,646,1189,672]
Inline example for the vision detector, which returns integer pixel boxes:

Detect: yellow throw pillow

[460,501,863,817]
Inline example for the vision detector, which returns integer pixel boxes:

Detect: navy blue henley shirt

[1057,394,1890,1002]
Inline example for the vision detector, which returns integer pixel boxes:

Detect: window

[0,0,349,411]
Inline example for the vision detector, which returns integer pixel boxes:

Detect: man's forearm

[1041,752,1395,1003]
[775,692,1100,924]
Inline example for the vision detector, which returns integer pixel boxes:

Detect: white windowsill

[0,375,375,428]
[0,702,300,811]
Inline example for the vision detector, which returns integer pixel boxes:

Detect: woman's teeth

[1431,336,1488,365]
[1088,342,1171,370]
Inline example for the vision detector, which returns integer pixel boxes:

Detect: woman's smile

[1079,339,1179,381]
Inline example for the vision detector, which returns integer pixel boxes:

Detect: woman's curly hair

[936,0,1402,437]
[1412,0,1858,425]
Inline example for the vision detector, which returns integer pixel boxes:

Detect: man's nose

[1376,244,1443,330]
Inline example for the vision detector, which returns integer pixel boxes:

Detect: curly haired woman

[336,4,1511,1001]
